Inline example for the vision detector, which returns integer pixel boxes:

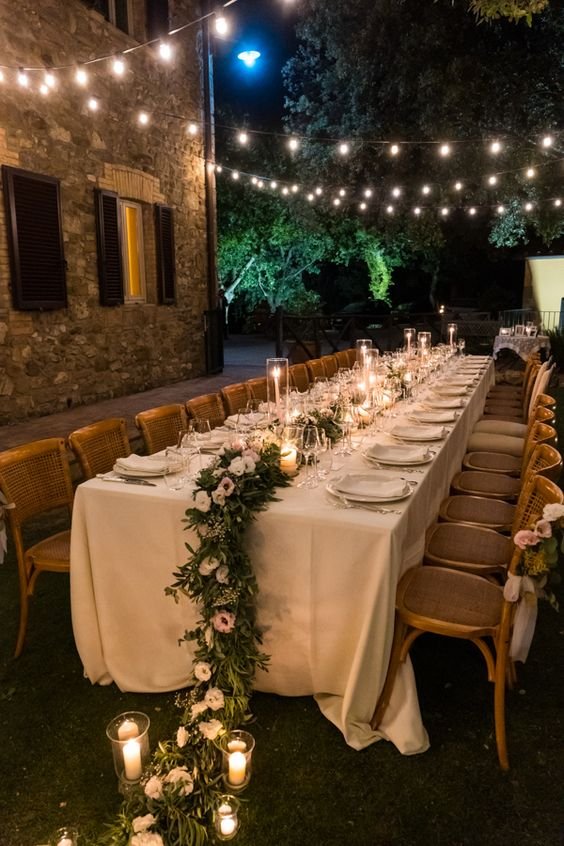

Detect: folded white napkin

[440,378,475,387]
[432,386,468,397]
[335,472,407,498]
[412,411,457,423]
[114,454,168,474]
[225,413,268,429]
[367,443,430,463]
[424,398,464,409]
[391,424,446,440]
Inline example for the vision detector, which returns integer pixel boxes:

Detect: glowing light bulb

[307,193,314,201]
[39,82,49,96]
[390,143,400,156]
[497,205,506,215]
[112,56,126,76]
[338,188,346,197]
[386,205,394,214]
[215,15,228,36]
[44,71,56,89]
[75,66,88,86]
[187,123,198,135]
[231,171,239,180]
[554,198,562,207]
[333,197,341,206]
[487,175,498,186]
[315,187,323,196]
[422,185,431,195]
[454,181,463,191]
[526,167,536,179]
[206,162,214,173]
[87,96,99,111]
[392,187,401,198]
[159,41,173,61]
[282,186,289,195]
[468,207,477,216]
[287,137,299,151]
[490,140,502,154]
[215,165,222,173]
[17,69,29,87]
[270,181,277,190]
[238,50,261,68]
[524,201,533,211]
[291,184,299,193]
[138,111,150,125]
[414,206,421,216]
[541,135,553,148]
[441,207,449,217]
[257,180,264,189]
[439,143,451,157]
[251,177,258,185]
[0,70,4,83]
[338,142,350,156]
[238,131,248,145]
[359,202,367,211]
[364,189,373,198]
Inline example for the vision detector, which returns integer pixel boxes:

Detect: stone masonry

[0,0,211,424]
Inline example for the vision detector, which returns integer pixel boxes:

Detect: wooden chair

[186,393,226,430]
[320,354,338,378]
[334,349,351,369]
[68,418,131,480]
[345,348,357,367]
[0,438,74,657]
[460,421,557,487]
[247,377,268,403]
[220,382,252,417]
[289,363,310,393]
[135,404,188,455]
[372,475,563,769]
[305,358,327,382]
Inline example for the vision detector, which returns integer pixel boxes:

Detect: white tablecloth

[70,358,495,754]
[493,334,550,360]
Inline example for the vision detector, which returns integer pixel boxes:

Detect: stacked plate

[327,471,412,503]
[363,443,432,466]
[113,454,171,478]
[390,423,447,442]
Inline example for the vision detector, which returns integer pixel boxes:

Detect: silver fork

[326,494,401,515]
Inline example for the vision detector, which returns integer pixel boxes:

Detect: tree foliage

[469,0,550,23]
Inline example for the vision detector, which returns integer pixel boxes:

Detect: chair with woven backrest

[472,393,555,440]
[220,382,253,417]
[186,393,226,430]
[439,443,562,532]
[135,404,188,455]
[345,348,357,368]
[68,418,131,480]
[247,377,268,403]
[481,361,542,421]
[334,349,351,370]
[320,354,338,378]
[289,363,310,393]
[0,438,74,657]
[486,353,539,402]
[372,475,563,769]
[305,358,327,382]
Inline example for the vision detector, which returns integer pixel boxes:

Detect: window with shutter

[155,204,176,305]
[95,189,124,306]
[2,166,67,311]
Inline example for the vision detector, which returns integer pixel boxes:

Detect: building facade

[0,0,212,424]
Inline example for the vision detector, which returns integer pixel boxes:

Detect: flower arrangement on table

[505,502,564,664]
[104,441,289,846]
[292,405,343,444]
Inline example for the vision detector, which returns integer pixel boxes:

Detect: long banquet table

[70,357,495,755]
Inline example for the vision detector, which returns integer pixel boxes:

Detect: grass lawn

[1,390,563,846]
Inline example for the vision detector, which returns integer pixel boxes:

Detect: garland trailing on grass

[103,439,289,846]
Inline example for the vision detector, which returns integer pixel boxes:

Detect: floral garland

[293,406,342,443]
[103,439,289,846]
[513,501,564,609]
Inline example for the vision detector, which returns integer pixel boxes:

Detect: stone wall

[0,0,210,424]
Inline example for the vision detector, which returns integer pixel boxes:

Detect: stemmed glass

[164,447,186,490]
[298,425,321,488]
[179,428,199,481]
[316,429,333,479]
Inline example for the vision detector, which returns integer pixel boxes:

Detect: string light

[238,131,249,145]
[257,180,264,188]
[282,186,289,195]
[454,181,463,191]
[75,66,88,86]
[414,206,421,216]
[287,137,300,151]
[187,122,198,135]
[17,69,29,87]
[468,207,477,216]
[359,202,367,211]
[270,181,277,190]
[338,142,350,156]
[390,143,400,156]
[364,189,373,198]
[112,56,126,77]
[251,176,257,184]
[422,185,431,195]
[0,70,4,83]
[44,71,56,89]
[39,82,49,96]
[490,140,502,154]
[307,193,314,201]
[541,135,553,148]
[215,165,223,173]
[526,167,536,179]
[291,184,299,193]
[138,111,150,125]
[441,207,449,217]
[488,175,498,186]
[524,201,534,211]
[391,187,402,198]
[439,143,451,157]
[386,204,394,214]
[333,197,341,206]
[497,205,506,214]
[87,96,99,111]
[159,42,173,61]
[338,188,346,197]
[555,198,562,207]
[231,170,239,180]
[315,187,323,195]
[215,15,229,36]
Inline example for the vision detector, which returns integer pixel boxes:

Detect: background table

[493,334,550,360]
[71,358,494,755]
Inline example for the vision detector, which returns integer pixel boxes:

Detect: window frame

[120,199,147,304]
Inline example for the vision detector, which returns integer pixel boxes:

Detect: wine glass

[298,425,320,488]
[316,429,333,479]
[164,447,186,490]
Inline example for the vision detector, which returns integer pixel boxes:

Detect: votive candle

[123,739,143,781]
[228,751,247,786]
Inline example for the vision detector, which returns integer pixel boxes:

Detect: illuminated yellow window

[120,200,146,302]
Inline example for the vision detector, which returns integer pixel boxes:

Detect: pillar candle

[228,751,246,786]
[123,739,142,781]
[117,719,138,741]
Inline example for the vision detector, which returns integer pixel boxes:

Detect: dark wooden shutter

[155,204,176,305]
[95,189,124,306]
[2,166,67,310]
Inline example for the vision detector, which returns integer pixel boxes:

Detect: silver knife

[98,476,157,487]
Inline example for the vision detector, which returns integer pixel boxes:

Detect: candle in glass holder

[117,719,139,741]
[215,796,240,841]
[280,444,298,473]
[273,366,281,407]
[228,751,247,786]
[123,739,143,781]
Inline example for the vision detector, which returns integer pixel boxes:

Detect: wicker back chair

[305,358,327,382]
[289,363,310,393]
[345,348,357,367]
[0,438,74,657]
[320,354,338,378]
[220,382,252,417]
[373,474,563,770]
[247,377,268,403]
[334,349,351,369]
[186,393,226,430]
[68,418,131,480]
[135,404,188,455]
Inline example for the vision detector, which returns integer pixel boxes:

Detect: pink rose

[212,609,236,633]
[533,519,552,539]
[513,529,539,550]
[217,477,235,497]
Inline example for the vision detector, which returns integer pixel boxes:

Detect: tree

[470,0,550,23]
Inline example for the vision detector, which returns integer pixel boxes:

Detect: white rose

[211,490,226,506]
[193,490,211,512]
[543,503,564,522]
[242,456,256,473]
[165,766,194,795]
[131,834,164,846]
[199,557,220,576]
[132,814,156,834]
[228,457,245,476]
[198,718,223,740]
[204,687,225,711]
[215,564,230,584]
[143,775,163,800]
[194,661,212,681]
[176,726,188,748]
[190,700,208,719]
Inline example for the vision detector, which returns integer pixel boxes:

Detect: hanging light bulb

[359,202,367,211]
[307,193,314,202]
[524,201,533,211]
[497,205,506,215]
[338,142,350,156]
[390,143,400,156]
[257,180,264,189]
[364,189,373,198]
[554,198,562,207]
[333,197,341,206]
[422,185,431,195]
[490,140,502,154]
[439,143,451,157]
[39,82,49,96]
[386,204,394,214]
[138,110,150,125]
[112,56,126,76]
[0,70,4,83]
[231,170,239,180]
[291,184,299,193]
[251,176,258,185]
[454,181,463,191]
[215,165,222,173]
[87,96,99,111]
[487,175,498,186]
[159,41,173,61]
[75,66,88,86]
[525,167,536,179]
[282,186,289,195]
[17,69,29,87]
[468,207,477,216]
[44,71,56,89]
[338,188,346,197]
[238,131,249,145]
[413,206,421,216]
[391,186,402,198]
[187,123,198,136]
[270,181,278,190]
[541,135,553,148]
[215,15,229,36]
[440,207,449,217]
[315,186,323,196]
[287,137,300,151]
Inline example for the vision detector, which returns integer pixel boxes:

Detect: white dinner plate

[422,398,466,409]
[113,466,169,478]
[362,451,433,467]
[363,443,433,465]
[334,471,409,500]
[326,480,413,504]
[391,427,446,442]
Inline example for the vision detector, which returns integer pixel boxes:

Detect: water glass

[164,448,185,490]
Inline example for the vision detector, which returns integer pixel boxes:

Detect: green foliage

[488,200,529,248]
[469,0,550,24]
